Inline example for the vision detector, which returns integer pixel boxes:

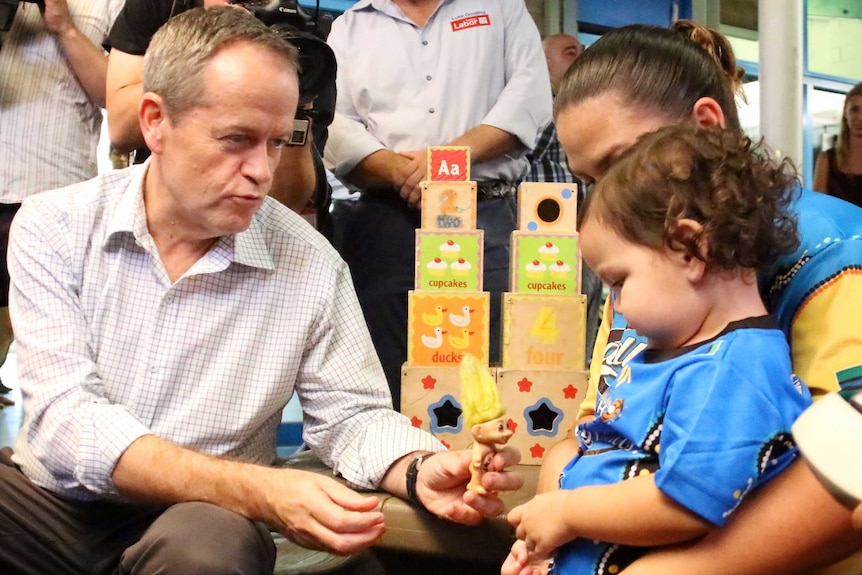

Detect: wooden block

[510,231,581,295]
[502,293,586,370]
[400,364,477,450]
[415,230,484,291]
[497,368,588,465]
[427,146,471,182]
[420,181,478,230]
[517,182,579,233]
[407,291,490,367]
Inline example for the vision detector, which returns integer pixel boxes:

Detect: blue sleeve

[654,354,810,526]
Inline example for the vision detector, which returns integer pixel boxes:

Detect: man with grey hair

[0,7,521,574]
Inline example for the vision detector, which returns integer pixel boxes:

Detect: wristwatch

[405,452,436,510]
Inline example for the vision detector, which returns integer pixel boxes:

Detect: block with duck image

[420,180,478,230]
[407,291,490,367]
[517,181,580,234]
[399,363,484,450]
[497,368,588,465]
[415,229,484,292]
[510,231,581,295]
[502,293,587,370]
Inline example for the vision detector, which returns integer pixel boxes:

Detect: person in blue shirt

[504,124,812,575]
[535,20,862,575]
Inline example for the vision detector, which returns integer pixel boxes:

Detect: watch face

[288,118,310,147]
[792,390,862,508]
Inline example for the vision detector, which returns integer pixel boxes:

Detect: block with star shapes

[496,368,588,465]
[400,363,499,450]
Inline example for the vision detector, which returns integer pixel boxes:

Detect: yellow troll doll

[460,354,514,494]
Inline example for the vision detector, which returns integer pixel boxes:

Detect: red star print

[441,440,451,449]
[411,416,423,428]
[563,385,579,399]
[517,377,533,392]
[529,443,545,459]
[422,375,437,389]
[507,419,518,433]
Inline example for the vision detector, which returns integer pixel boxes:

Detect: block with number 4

[501,293,586,370]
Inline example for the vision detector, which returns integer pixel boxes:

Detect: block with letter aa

[502,293,586,370]
[420,181,477,230]
[517,182,579,233]
[415,229,484,292]
[407,291,490,367]
[510,231,581,295]
[400,364,479,450]
[497,368,588,465]
[426,146,471,182]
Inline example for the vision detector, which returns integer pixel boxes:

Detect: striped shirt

[9,163,442,501]
[0,0,123,203]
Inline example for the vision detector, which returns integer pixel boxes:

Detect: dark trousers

[332,193,516,411]
[0,450,276,575]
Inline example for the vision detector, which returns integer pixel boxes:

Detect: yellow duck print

[422,305,447,326]
[449,327,474,350]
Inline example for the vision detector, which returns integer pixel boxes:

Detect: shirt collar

[104,161,274,271]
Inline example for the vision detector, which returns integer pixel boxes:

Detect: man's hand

[262,468,385,555]
[394,150,426,207]
[40,0,74,36]
[415,447,523,524]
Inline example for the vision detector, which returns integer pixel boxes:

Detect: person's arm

[621,460,862,575]
[105,49,146,153]
[509,474,710,563]
[813,151,830,193]
[42,0,110,107]
[112,435,387,554]
[269,131,318,213]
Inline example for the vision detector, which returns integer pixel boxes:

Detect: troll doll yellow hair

[460,354,505,427]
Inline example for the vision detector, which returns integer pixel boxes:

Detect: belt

[362,180,518,202]
[476,179,518,200]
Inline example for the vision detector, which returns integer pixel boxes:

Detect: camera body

[229,0,337,150]
[229,0,336,107]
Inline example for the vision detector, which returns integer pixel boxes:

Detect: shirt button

[426,75,432,81]
[422,40,428,45]
[429,108,435,114]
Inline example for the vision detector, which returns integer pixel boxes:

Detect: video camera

[1,0,42,34]
[229,0,336,108]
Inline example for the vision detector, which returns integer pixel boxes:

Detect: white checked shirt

[9,164,442,501]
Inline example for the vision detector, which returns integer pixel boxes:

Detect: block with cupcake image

[510,232,581,295]
[415,230,484,291]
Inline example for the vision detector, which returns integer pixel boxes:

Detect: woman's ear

[671,218,708,283]
[691,97,727,129]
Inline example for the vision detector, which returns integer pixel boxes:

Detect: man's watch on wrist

[405,452,436,511]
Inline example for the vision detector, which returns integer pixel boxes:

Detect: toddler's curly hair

[581,125,800,273]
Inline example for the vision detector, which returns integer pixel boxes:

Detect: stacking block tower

[402,147,490,449]
[501,182,589,464]
[401,151,591,461]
